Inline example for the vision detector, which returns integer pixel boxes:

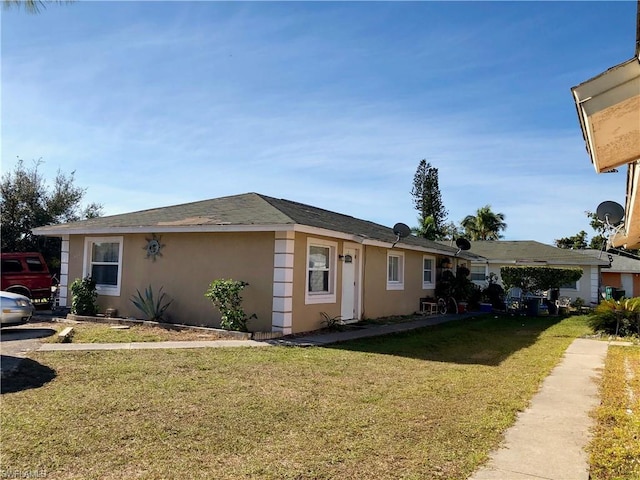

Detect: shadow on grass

[327,315,566,366]
[1,356,56,394]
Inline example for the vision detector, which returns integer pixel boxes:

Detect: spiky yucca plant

[130,286,173,322]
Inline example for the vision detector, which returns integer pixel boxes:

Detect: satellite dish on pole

[596,201,625,226]
[455,237,471,256]
[392,222,411,248]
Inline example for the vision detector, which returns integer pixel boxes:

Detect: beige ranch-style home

[34,193,471,334]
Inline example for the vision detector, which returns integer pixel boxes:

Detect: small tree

[204,279,255,332]
[554,231,588,250]
[69,276,98,316]
[1,159,102,274]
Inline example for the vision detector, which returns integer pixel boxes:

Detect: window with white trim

[387,251,404,290]
[305,238,337,304]
[470,265,487,282]
[83,237,123,296]
[422,255,435,289]
[560,280,579,290]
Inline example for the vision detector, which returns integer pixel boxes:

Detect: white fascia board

[32,224,297,237]
[291,224,367,242]
[359,238,459,256]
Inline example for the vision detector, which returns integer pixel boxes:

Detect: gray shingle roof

[582,249,640,272]
[465,241,608,266]
[33,192,459,255]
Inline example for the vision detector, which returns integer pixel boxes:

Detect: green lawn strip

[2,315,590,480]
[589,345,640,480]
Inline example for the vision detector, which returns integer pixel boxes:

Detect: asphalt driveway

[1,321,57,378]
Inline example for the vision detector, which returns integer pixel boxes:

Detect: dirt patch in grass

[45,322,230,343]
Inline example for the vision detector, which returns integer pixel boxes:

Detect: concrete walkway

[38,339,270,351]
[469,338,609,480]
[267,313,471,346]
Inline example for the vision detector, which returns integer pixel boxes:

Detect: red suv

[1,252,53,307]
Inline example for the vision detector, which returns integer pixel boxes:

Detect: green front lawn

[1,315,591,480]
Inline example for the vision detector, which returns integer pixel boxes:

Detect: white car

[0,291,35,327]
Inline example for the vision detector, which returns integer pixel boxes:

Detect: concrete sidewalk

[267,313,470,346]
[38,339,270,351]
[469,338,609,480]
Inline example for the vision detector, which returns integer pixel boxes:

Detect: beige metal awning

[572,56,640,174]
[610,161,640,249]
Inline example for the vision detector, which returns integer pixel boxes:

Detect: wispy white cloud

[1,1,633,246]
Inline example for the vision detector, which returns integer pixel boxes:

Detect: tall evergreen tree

[411,159,447,239]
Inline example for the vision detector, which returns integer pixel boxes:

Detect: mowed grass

[1,315,591,480]
[589,345,640,480]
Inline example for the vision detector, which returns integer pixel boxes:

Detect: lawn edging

[66,314,253,340]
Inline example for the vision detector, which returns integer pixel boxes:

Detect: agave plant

[130,285,173,322]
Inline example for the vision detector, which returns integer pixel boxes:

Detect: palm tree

[3,0,72,14]
[461,205,507,240]
[411,215,437,240]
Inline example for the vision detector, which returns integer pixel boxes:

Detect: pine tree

[410,159,447,239]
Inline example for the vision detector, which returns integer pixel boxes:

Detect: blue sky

[2,1,637,245]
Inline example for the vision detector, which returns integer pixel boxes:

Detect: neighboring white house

[462,241,609,305]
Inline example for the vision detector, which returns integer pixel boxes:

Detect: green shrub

[70,276,98,316]
[501,266,583,294]
[589,298,640,337]
[204,279,255,332]
[130,286,173,322]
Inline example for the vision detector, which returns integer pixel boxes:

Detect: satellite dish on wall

[391,222,411,247]
[596,201,625,226]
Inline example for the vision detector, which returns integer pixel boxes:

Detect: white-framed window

[470,265,487,283]
[305,238,337,304]
[387,251,404,290]
[83,237,123,296]
[560,280,579,290]
[422,255,435,289]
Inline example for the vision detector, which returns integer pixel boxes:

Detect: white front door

[341,246,360,322]
[621,273,634,297]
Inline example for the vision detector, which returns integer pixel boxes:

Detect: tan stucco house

[462,241,609,305]
[33,192,470,334]
[571,5,640,248]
